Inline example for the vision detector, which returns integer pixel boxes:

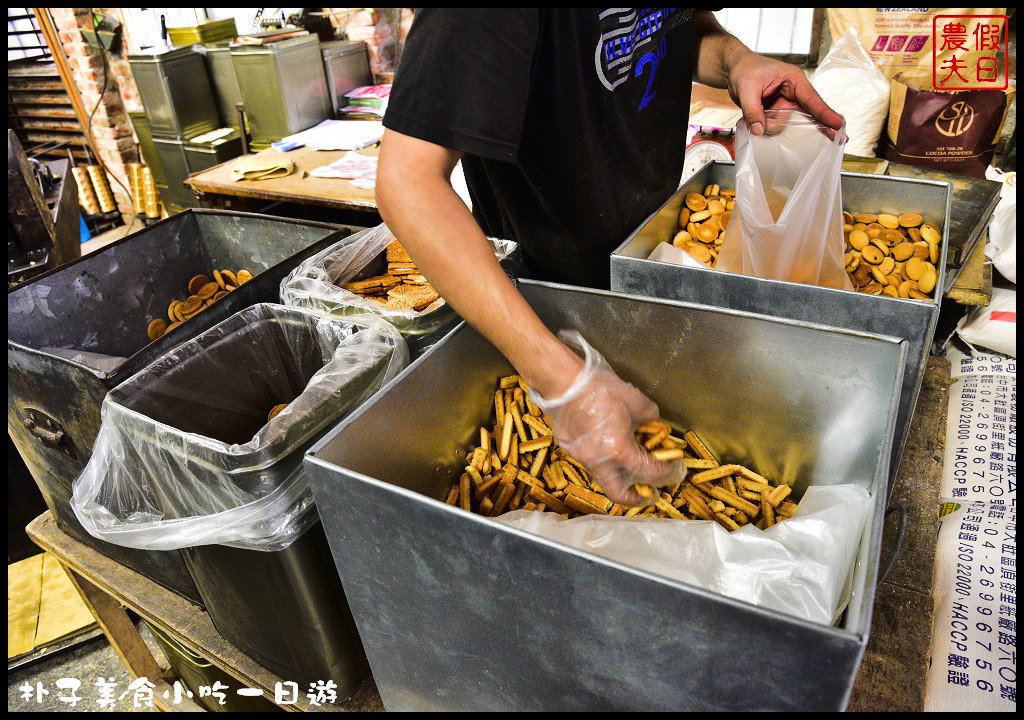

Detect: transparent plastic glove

[530,331,685,506]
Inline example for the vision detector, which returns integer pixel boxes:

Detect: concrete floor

[8,623,162,713]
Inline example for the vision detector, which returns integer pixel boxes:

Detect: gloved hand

[530,331,685,506]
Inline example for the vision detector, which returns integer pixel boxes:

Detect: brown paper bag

[881,71,1014,177]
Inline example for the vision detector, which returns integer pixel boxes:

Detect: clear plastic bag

[280,223,518,343]
[497,483,871,626]
[716,110,854,290]
[812,28,890,157]
[71,303,409,552]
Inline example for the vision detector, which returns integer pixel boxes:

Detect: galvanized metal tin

[108,305,392,695]
[127,47,220,140]
[8,211,349,604]
[320,40,372,117]
[167,17,237,47]
[144,619,279,713]
[229,34,331,145]
[305,280,906,711]
[203,44,245,130]
[151,132,243,209]
[610,161,951,492]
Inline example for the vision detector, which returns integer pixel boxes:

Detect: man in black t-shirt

[377,9,842,504]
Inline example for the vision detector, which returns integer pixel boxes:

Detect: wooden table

[185,145,379,220]
[26,513,384,712]
[25,358,950,712]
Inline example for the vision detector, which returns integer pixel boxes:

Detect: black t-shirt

[384,8,701,289]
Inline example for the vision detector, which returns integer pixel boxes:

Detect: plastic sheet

[280,223,518,342]
[716,110,853,291]
[72,303,408,552]
[497,484,872,626]
[812,28,890,157]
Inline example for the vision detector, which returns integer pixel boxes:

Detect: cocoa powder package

[881,72,1014,178]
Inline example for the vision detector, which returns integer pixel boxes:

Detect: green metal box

[128,47,220,140]
[230,34,330,145]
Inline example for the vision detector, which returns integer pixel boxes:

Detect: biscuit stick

[459,473,471,511]
[498,411,514,460]
[443,375,801,531]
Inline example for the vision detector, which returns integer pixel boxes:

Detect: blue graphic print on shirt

[594,7,692,111]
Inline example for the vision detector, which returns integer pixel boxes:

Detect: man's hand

[693,10,843,137]
[377,130,676,506]
[531,332,685,506]
[726,52,843,138]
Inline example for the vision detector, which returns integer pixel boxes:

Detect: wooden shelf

[26,513,384,712]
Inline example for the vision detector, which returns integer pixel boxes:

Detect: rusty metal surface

[884,161,1001,268]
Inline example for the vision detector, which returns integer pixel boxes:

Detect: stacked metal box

[321,40,372,117]
[230,34,331,146]
[128,46,242,213]
[203,44,246,131]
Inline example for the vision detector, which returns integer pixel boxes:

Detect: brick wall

[50,7,138,216]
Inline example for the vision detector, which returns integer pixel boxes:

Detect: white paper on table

[350,171,377,190]
[280,120,384,151]
[309,152,379,179]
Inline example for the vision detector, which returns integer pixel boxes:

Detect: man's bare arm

[375,129,582,399]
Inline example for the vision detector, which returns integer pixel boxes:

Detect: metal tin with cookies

[611,160,952,499]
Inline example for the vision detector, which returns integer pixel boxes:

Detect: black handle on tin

[235,103,249,155]
[877,504,907,586]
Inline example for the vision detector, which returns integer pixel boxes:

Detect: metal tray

[610,160,951,492]
[305,279,906,711]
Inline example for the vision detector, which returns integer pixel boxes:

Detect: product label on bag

[926,500,1016,711]
[928,347,1016,711]
[943,349,1016,503]
[882,75,1013,178]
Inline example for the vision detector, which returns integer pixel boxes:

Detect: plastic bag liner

[280,223,518,342]
[496,484,871,627]
[717,110,854,291]
[71,303,408,552]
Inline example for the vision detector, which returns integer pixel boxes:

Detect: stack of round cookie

[146,268,253,342]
